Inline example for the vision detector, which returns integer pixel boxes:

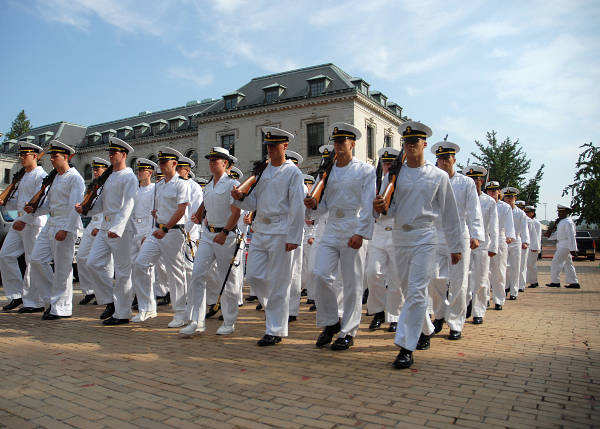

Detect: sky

[1,0,599,222]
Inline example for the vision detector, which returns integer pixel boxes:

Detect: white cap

[157,146,183,161]
[92,157,110,168]
[462,165,487,177]
[377,147,400,160]
[431,141,460,156]
[177,156,195,169]
[229,166,243,180]
[398,121,432,139]
[108,136,134,154]
[262,126,294,144]
[285,150,303,165]
[328,122,362,141]
[47,140,75,155]
[501,187,519,196]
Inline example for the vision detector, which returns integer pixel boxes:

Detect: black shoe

[331,335,354,350]
[393,348,414,369]
[487,300,490,308]
[93,301,98,305]
[432,318,444,334]
[218,314,224,321]
[288,316,297,323]
[300,289,307,297]
[505,288,510,297]
[256,302,263,311]
[44,305,52,315]
[495,304,503,311]
[18,306,45,313]
[306,299,315,305]
[103,317,130,325]
[206,304,218,318]
[466,301,472,319]
[245,295,258,302]
[156,292,171,306]
[257,334,281,346]
[100,303,115,320]
[546,283,561,288]
[131,295,138,309]
[309,304,317,311]
[448,330,462,340]
[316,321,341,347]
[416,333,430,350]
[368,311,385,330]
[362,289,369,304]
[2,298,23,311]
[79,294,96,305]
[565,283,581,289]
[42,313,71,320]
[527,283,539,288]
[473,317,483,325]
[388,322,397,332]
[509,295,517,301]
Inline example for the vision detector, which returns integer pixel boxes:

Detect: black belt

[206,224,225,233]
[155,223,184,232]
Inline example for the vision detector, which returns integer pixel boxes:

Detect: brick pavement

[0,259,599,429]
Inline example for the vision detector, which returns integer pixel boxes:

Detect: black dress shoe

[368,311,385,330]
[388,322,397,332]
[256,302,263,311]
[79,294,96,305]
[565,283,581,289]
[309,304,317,311]
[331,335,354,350]
[44,305,52,315]
[432,318,444,334]
[473,317,483,325]
[2,298,23,311]
[527,283,539,288]
[100,303,115,320]
[466,300,472,319]
[495,304,503,311]
[362,289,369,304]
[448,330,462,340]
[509,295,517,300]
[42,313,71,320]
[316,321,341,347]
[18,306,45,313]
[505,288,510,296]
[257,334,281,346]
[288,316,297,323]
[546,283,561,288]
[306,299,315,305]
[205,304,218,318]
[156,292,171,306]
[300,289,307,297]
[131,295,138,309]
[416,333,430,350]
[103,317,130,325]
[393,348,414,369]
[218,314,224,321]
[487,300,490,308]
[245,295,258,302]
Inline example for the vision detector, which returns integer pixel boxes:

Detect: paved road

[1,260,599,428]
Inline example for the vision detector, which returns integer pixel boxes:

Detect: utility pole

[543,202,547,221]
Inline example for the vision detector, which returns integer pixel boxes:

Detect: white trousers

[29,225,76,316]
[131,232,160,301]
[506,239,522,297]
[526,250,539,284]
[429,244,449,321]
[490,235,508,305]
[469,247,491,318]
[301,238,312,291]
[393,243,436,352]
[551,247,579,284]
[88,230,134,320]
[78,231,114,296]
[154,257,169,296]
[206,262,221,305]
[183,229,199,300]
[187,231,242,325]
[246,233,294,337]
[133,230,186,319]
[445,238,471,332]
[313,234,366,339]
[306,238,322,301]
[519,247,528,291]
[0,224,43,305]
[288,243,303,317]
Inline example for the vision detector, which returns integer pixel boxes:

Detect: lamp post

[543,202,547,221]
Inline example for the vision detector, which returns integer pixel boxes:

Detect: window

[307,123,324,157]
[264,89,278,104]
[185,149,198,166]
[222,135,235,156]
[309,81,325,96]
[117,130,126,139]
[385,135,392,147]
[134,127,143,138]
[39,135,46,145]
[102,134,110,144]
[147,154,156,163]
[225,98,236,110]
[84,164,92,180]
[3,143,9,152]
[88,135,95,145]
[129,157,138,170]
[189,118,198,130]
[170,121,179,132]
[4,169,11,184]
[367,126,374,159]
[151,124,160,135]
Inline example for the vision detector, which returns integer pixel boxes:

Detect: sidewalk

[1,260,599,429]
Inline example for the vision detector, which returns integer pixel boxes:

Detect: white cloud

[464,22,520,41]
[166,67,214,88]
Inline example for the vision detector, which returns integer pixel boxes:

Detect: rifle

[80,165,114,215]
[0,151,45,206]
[544,217,561,238]
[25,153,75,213]
[375,152,384,195]
[237,156,269,201]
[213,232,245,313]
[380,147,405,216]
[309,148,336,204]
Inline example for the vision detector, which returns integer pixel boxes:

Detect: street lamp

[543,202,547,221]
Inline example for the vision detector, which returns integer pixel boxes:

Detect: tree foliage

[563,142,600,226]
[3,110,31,142]
[470,130,544,205]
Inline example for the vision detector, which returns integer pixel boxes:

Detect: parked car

[575,230,596,261]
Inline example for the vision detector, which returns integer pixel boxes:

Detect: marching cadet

[185,147,242,335]
[431,140,484,341]
[501,188,529,300]
[229,166,247,307]
[305,122,376,350]
[153,171,171,306]
[76,137,138,325]
[485,182,516,310]
[373,122,463,369]
[130,158,158,322]
[76,157,113,306]
[525,206,542,288]
[0,141,48,312]
[462,166,498,325]
[231,126,305,346]
[515,200,530,292]
[302,174,316,303]
[27,140,85,319]
[546,205,580,289]
[132,147,190,327]
[367,147,404,333]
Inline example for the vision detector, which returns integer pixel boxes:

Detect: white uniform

[301,219,316,294]
[87,168,138,320]
[132,173,190,320]
[183,178,203,292]
[289,184,308,317]
[526,217,542,285]
[377,161,463,352]
[506,207,529,297]
[307,158,375,339]
[489,201,515,305]
[29,168,85,316]
[77,213,114,297]
[519,216,534,291]
[307,213,328,302]
[550,218,578,285]
[234,160,305,338]
[0,166,48,307]
[131,183,156,296]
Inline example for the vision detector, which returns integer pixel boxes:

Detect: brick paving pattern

[1,259,599,428]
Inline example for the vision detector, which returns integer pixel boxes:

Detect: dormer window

[306,75,332,96]
[149,120,167,135]
[101,129,116,144]
[132,123,149,139]
[87,132,101,145]
[370,91,388,107]
[222,91,245,111]
[350,78,370,96]
[168,116,187,132]
[116,126,132,140]
[262,83,286,104]
[39,135,46,145]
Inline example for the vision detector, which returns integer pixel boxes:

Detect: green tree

[3,110,31,142]
[470,130,545,205]
[563,142,600,226]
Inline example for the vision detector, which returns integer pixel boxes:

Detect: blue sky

[1,0,599,221]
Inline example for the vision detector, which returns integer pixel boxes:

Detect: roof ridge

[250,63,336,81]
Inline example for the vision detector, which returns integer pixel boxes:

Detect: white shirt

[35,168,85,234]
[512,207,530,245]
[5,166,47,227]
[307,157,376,240]
[203,175,239,229]
[530,217,542,251]
[496,200,516,240]
[183,178,203,233]
[154,173,190,225]
[479,192,499,253]
[552,217,577,251]
[134,183,155,221]
[449,172,485,242]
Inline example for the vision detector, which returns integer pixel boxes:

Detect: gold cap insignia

[406,126,412,133]
[384,151,389,157]
[469,169,474,174]
[334,127,338,133]
[436,146,444,153]
[266,132,271,138]
[323,149,329,155]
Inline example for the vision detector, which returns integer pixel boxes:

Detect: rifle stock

[80,165,114,215]
[380,149,405,216]
[309,150,336,205]
[545,217,561,238]
[0,151,45,206]
[25,153,75,214]
[237,156,269,201]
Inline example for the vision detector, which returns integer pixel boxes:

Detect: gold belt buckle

[402,224,413,232]
[385,227,393,231]
[262,218,271,224]
[104,215,111,221]
[18,212,23,217]
[209,225,215,232]
[335,211,344,218]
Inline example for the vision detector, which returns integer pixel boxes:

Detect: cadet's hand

[451,253,462,265]
[243,213,253,225]
[23,205,33,214]
[231,186,244,201]
[91,228,99,237]
[488,251,497,258]
[12,220,26,231]
[0,198,4,205]
[75,203,83,214]
[141,236,146,245]
[249,227,254,233]
[348,234,363,249]
[151,209,157,219]
[521,243,529,250]
[55,230,67,241]
[108,231,120,239]
[305,219,314,225]
[531,249,538,253]
[571,251,577,257]
[307,238,314,245]
[153,229,166,240]
[304,196,317,209]
[373,195,387,213]
[190,214,199,224]
[285,243,298,252]
[470,239,480,250]
[213,232,226,245]
[506,237,512,244]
